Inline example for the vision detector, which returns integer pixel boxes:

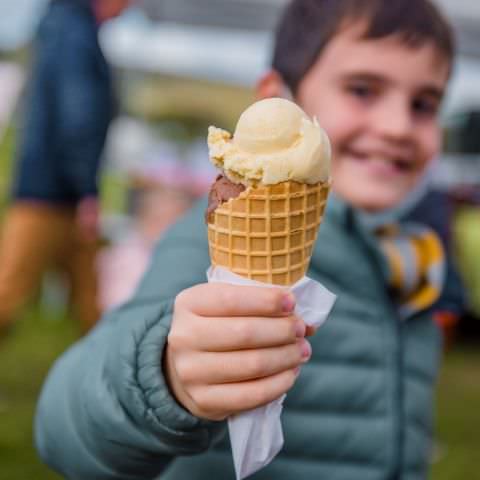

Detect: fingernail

[282,293,295,313]
[300,339,312,361]
[295,321,306,337]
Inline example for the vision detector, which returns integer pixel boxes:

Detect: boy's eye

[346,83,375,99]
[412,97,439,117]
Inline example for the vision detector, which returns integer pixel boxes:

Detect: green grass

[431,346,480,479]
[0,310,78,480]
[454,208,480,315]
[0,126,15,209]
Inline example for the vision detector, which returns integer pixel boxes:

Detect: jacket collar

[324,193,351,228]
[322,193,389,280]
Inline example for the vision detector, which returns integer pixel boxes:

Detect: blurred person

[0,0,131,337]
[35,1,457,479]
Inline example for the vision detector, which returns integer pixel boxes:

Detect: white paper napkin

[207,266,336,479]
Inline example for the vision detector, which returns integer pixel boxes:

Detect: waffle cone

[207,180,330,286]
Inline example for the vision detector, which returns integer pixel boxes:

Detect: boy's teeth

[372,157,408,169]
[348,149,413,172]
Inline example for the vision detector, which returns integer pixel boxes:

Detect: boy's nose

[372,96,413,142]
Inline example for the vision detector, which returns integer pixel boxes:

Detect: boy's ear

[256,70,292,100]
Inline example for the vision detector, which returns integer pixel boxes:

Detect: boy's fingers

[176,339,310,385]
[190,368,300,420]
[177,283,295,318]
[175,315,305,351]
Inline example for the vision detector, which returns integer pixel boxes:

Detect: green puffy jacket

[35,196,441,480]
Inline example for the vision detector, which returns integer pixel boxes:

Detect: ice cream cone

[207,180,330,286]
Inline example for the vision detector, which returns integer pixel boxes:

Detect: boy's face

[295,23,450,212]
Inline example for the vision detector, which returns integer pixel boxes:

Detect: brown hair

[272,0,455,94]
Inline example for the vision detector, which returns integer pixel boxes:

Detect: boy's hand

[165,283,311,421]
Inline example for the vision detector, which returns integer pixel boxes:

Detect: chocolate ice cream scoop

[206,174,246,223]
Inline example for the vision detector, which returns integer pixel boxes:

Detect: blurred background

[0,0,479,478]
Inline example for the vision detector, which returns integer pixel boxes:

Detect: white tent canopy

[1,0,479,114]
[100,6,480,115]
[2,0,480,54]
[100,14,272,87]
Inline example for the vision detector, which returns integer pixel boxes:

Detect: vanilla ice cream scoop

[208,98,331,186]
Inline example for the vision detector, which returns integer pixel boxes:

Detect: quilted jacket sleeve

[35,200,225,479]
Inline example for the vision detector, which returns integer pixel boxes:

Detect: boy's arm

[35,200,225,480]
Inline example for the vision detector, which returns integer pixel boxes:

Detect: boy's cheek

[332,160,426,212]
[299,90,356,143]
[333,178,408,211]
[315,119,358,159]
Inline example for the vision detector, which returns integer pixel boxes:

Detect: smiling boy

[35,1,455,479]
[264,1,451,213]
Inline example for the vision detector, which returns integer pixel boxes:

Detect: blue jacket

[35,196,442,480]
[12,0,114,204]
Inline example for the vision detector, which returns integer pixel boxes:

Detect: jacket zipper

[391,307,404,480]
[352,211,405,479]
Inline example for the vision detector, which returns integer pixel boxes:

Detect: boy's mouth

[344,149,414,176]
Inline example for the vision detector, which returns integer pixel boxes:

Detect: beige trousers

[0,202,100,334]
